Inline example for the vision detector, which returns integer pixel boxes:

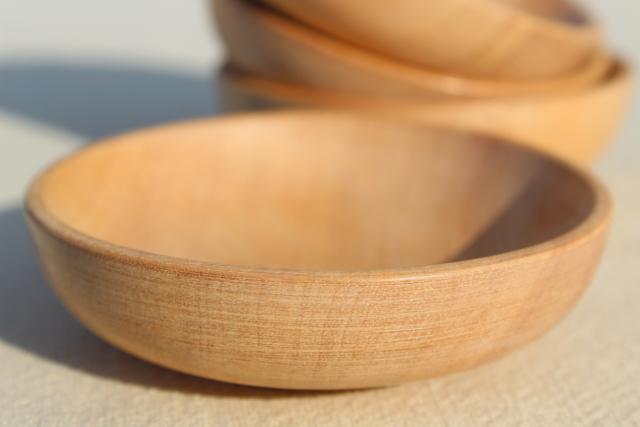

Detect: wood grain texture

[219,60,632,165]
[259,0,599,80]
[213,0,609,100]
[25,112,611,390]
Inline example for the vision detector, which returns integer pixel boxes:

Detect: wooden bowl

[219,59,632,165]
[213,0,609,100]
[26,112,611,390]
[259,0,600,80]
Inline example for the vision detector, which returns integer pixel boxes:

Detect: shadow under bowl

[25,111,611,390]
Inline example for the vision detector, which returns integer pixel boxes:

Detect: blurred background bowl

[213,0,608,100]
[258,0,600,80]
[219,59,631,164]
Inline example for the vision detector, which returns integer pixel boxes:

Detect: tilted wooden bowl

[219,59,632,165]
[259,0,599,80]
[213,0,609,100]
[26,112,611,390]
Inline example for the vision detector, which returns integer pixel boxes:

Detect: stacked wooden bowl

[213,0,632,164]
[24,0,633,391]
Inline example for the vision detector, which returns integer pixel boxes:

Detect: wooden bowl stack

[213,0,632,164]
[21,0,633,393]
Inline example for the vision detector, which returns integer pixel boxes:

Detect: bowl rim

[486,0,596,31]
[232,0,606,92]
[221,58,631,108]
[25,110,612,281]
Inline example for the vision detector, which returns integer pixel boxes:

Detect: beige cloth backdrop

[0,1,638,426]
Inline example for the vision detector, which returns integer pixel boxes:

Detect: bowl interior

[33,114,595,271]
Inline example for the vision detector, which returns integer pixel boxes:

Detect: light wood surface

[214,0,608,100]
[259,0,599,80]
[26,112,611,390]
[219,60,631,165]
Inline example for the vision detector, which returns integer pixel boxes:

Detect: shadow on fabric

[0,59,219,139]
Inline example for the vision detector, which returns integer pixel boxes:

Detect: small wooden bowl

[213,0,609,100]
[219,59,632,165]
[259,0,599,80]
[26,112,611,390]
